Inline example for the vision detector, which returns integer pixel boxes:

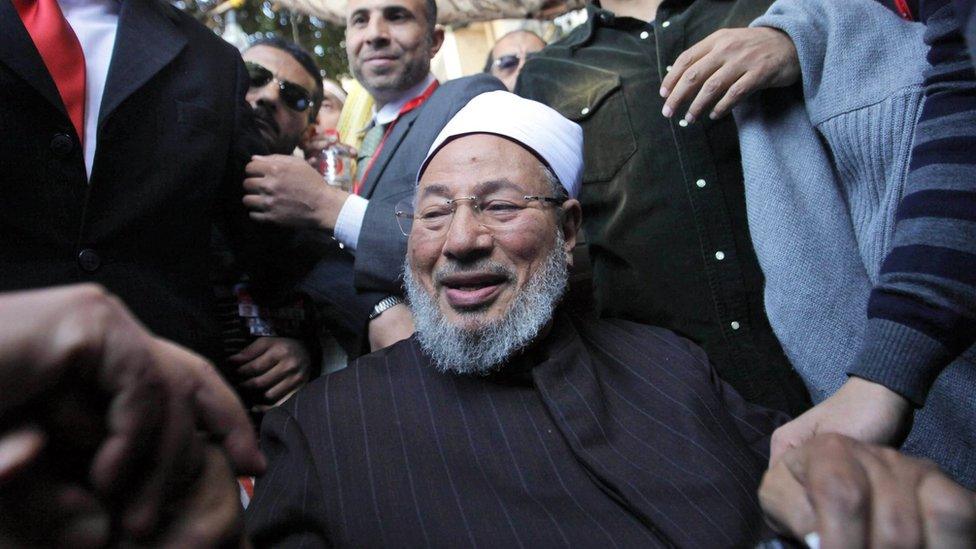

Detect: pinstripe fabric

[246,312,786,547]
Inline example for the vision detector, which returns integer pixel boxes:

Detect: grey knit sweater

[737,0,975,487]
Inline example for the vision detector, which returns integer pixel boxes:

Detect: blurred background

[173,0,587,83]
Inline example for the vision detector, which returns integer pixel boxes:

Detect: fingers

[241,194,268,212]
[240,359,295,393]
[918,471,976,548]
[661,51,723,120]
[769,412,817,467]
[156,446,244,549]
[170,340,265,476]
[228,336,275,365]
[234,348,280,379]
[660,32,713,97]
[683,65,748,122]
[859,447,923,548]
[243,177,268,195]
[758,457,816,537]
[0,426,46,486]
[709,71,760,119]
[263,373,307,403]
[771,434,976,548]
[660,27,800,122]
[801,436,871,548]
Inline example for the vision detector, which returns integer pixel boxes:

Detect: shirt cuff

[334,194,369,251]
[847,318,952,407]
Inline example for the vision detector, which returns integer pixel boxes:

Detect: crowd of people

[1,0,975,546]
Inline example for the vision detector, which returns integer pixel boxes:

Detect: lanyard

[353,80,440,195]
[893,0,915,20]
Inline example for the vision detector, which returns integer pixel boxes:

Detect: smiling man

[241,0,503,357]
[242,92,976,547]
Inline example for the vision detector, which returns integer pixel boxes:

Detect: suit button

[77,249,101,272]
[51,133,74,157]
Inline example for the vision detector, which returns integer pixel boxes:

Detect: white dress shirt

[59,0,120,179]
[333,73,438,251]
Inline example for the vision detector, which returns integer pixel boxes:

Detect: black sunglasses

[492,54,521,73]
[245,62,314,113]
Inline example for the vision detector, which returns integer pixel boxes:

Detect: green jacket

[517,0,810,415]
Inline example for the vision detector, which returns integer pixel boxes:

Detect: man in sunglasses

[241,0,503,357]
[243,37,324,156]
[208,38,326,414]
[483,29,546,91]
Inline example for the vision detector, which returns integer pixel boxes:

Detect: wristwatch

[368,295,405,320]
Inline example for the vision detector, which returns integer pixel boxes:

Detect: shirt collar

[372,73,438,127]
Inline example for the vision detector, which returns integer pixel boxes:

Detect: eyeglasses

[395,194,564,237]
[492,54,521,74]
[245,62,314,113]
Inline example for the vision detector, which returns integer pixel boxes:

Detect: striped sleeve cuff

[848,318,952,407]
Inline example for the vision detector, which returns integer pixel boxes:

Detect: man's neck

[371,73,436,126]
[599,0,664,21]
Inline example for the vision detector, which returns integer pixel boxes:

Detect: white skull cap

[418,90,583,198]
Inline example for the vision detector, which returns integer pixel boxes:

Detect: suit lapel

[359,106,422,198]
[0,0,66,117]
[98,0,186,129]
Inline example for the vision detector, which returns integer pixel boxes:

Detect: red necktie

[14,0,87,146]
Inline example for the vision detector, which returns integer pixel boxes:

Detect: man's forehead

[243,46,317,90]
[493,32,544,55]
[419,134,547,194]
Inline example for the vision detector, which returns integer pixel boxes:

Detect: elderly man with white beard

[244,92,976,548]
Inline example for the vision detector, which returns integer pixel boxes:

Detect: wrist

[845,376,911,412]
[368,295,405,321]
[317,188,349,231]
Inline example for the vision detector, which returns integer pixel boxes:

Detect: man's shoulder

[149,0,241,60]
[436,73,506,97]
[285,338,431,418]
[421,74,506,117]
[572,314,711,368]
[516,31,616,109]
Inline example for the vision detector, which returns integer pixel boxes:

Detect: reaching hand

[761,434,976,548]
[229,336,313,410]
[243,154,350,231]
[660,27,799,123]
[0,284,260,545]
[770,377,913,466]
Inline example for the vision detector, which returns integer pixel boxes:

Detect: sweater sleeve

[848,0,976,406]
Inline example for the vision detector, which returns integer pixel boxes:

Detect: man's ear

[429,26,446,59]
[560,199,582,267]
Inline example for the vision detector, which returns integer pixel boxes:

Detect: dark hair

[424,0,437,30]
[247,36,324,120]
[482,29,545,73]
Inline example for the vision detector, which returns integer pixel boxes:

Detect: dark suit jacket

[246,312,787,547]
[0,0,283,359]
[299,74,505,356]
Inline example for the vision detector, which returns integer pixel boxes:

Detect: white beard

[403,231,569,376]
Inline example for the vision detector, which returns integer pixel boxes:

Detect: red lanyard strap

[354,80,440,195]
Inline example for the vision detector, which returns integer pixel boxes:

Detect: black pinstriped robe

[246,312,787,547]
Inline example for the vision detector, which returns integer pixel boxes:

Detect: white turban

[419,90,583,198]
